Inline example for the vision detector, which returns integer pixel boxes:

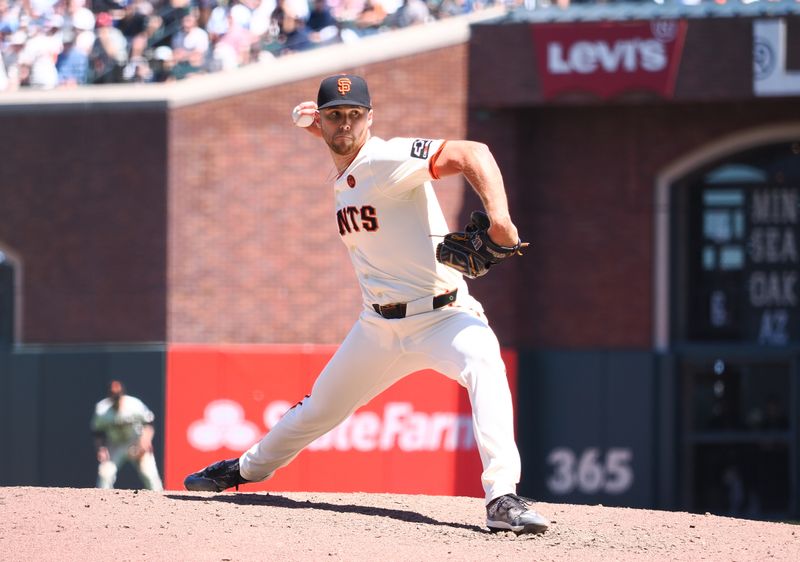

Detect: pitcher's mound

[1,487,798,561]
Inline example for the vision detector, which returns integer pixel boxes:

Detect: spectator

[435,0,472,17]
[284,0,310,22]
[56,27,89,85]
[207,0,258,39]
[378,0,403,18]
[332,0,366,24]
[117,0,152,41]
[150,44,175,82]
[353,0,387,35]
[142,9,164,49]
[269,0,288,34]
[206,0,232,38]
[306,0,339,45]
[171,12,209,64]
[0,0,22,34]
[151,0,192,49]
[93,0,127,16]
[386,0,431,28]
[230,0,276,35]
[249,0,277,37]
[123,55,153,81]
[67,3,96,57]
[28,0,59,20]
[171,47,206,79]
[89,11,128,83]
[91,380,163,491]
[0,47,7,90]
[230,0,253,28]
[269,0,313,54]
[0,29,26,90]
[196,0,215,29]
[18,16,63,89]
[122,32,153,81]
[210,11,253,71]
[278,12,312,53]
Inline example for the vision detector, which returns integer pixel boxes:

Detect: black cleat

[486,494,549,534]
[184,459,250,492]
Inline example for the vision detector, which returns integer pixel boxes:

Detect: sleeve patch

[410,139,433,159]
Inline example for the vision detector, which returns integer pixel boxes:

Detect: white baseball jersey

[91,395,155,447]
[92,395,163,490]
[333,136,468,309]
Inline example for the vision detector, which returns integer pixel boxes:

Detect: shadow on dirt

[165,493,487,533]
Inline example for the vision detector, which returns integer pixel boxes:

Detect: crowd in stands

[3,0,786,90]
[0,0,505,89]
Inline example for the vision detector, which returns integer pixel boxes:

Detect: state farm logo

[187,399,261,451]
[547,38,667,75]
[187,399,475,453]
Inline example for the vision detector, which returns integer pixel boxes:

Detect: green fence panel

[517,350,656,508]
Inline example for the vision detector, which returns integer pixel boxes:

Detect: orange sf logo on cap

[337,78,351,95]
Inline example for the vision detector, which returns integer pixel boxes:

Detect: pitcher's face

[318,106,372,157]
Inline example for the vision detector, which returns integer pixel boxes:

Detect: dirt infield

[1,487,798,561]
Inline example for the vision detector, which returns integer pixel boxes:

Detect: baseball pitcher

[185,74,548,534]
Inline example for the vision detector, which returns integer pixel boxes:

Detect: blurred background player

[91,380,163,491]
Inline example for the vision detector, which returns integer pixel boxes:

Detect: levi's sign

[531,20,687,100]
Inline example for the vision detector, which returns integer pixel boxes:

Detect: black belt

[372,289,458,319]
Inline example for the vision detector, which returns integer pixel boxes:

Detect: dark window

[0,253,13,345]
[678,142,800,345]
[691,442,790,517]
[687,360,790,433]
[681,358,793,518]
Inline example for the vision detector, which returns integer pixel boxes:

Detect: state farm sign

[165,344,518,497]
[188,398,475,453]
[531,20,687,100]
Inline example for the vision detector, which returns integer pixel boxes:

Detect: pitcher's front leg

[240,317,402,482]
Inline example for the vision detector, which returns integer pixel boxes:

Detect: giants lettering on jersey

[337,205,379,236]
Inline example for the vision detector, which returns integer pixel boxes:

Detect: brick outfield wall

[0,108,168,343]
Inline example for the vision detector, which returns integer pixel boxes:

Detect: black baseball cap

[317,74,371,110]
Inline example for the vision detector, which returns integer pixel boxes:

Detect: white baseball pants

[96,445,163,490]
[239,294,521,503]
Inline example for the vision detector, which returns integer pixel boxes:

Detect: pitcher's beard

[329,138,355,155]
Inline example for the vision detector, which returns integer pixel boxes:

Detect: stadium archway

[655,123,800,518]
[0,245,20,346]
[655,122,800,349]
